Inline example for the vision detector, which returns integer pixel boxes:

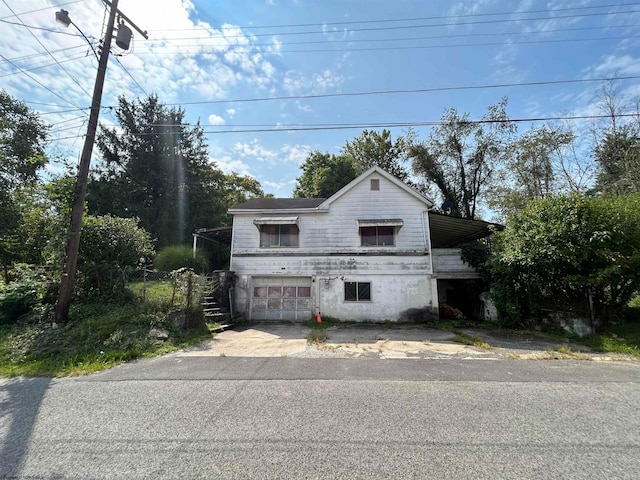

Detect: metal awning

[429,211,503,248]
[358,219,404,227]
[253,216,299,225]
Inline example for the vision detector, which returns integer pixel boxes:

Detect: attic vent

[370,179,380,191]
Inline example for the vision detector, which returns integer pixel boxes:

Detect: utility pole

[54,0,147,324]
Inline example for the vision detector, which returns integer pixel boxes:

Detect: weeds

[307,329,328,344]
[451,330,492,350]
[0,301,211,377]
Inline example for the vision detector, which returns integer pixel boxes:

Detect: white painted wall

[229,171,438,321]
[230,172,431,256]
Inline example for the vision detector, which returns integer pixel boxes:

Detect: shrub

[76,215,154,302]
[0,264,56,324]
[489,193,640,327]
[154,245,210,274]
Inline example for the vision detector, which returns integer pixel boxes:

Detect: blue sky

[1,0,639,197]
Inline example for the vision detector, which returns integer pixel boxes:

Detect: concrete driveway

[171,323,635,361]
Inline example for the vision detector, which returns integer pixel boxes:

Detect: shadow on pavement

[0,377,51,478]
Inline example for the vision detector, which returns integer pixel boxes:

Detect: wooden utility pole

[54,0,147,324]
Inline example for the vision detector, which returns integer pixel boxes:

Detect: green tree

[489,193,640,327]
[77,215,154,301]
[91,95,226,247]
[410,98,515,219]
[489,125,575,220]
[293,151,358,198]
[594,125,640,194]
[0,91,49,277]
[342,129,412,181]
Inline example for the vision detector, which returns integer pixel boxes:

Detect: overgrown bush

[154,245,210,274]
[76,215,154,302]
[0,264,56,324]
[489,193,640,328]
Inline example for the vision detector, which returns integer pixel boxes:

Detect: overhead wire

[161,75,640,107]
[151,9,640,40]
[0,0,82,20]
[151,2,640,31]
[0,53,84,110]
[50,113,640,140]
[1,0,93,100]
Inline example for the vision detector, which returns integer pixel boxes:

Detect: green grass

[0,285,212,377]
[128,280,194,309]
[578,322,640,357]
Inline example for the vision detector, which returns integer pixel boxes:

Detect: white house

[227,166,498,322]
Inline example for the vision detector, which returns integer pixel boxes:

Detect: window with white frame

[344,281,371,302]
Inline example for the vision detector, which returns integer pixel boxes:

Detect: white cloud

[226,108,236,117]
[590,55,640,77]
[233,139,278,161]
[280,144,311,164]
[211,155,252,176]
[262,180,287,190]
[208,114,226,125]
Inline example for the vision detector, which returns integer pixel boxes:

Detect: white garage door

[251,276,313,321]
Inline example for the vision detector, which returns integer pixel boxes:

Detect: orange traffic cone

[317,311,322,323]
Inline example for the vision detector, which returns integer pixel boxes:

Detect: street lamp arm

[70,21,99,61]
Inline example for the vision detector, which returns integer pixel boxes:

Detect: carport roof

[429,211,503,248]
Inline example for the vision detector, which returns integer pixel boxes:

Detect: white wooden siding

[231,173,431,256]
[432,248,480,278]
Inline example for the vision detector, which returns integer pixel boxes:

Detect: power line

[0,44,88,65]
[152,2,640,31]
[0,1,82,20]
[161,75,640,107]
[0,53,84,110]
[113,56,147,96]
[132,34,639,56]
[155,9,640,40]
[0,18,80,35]
[1,0,93,100]
[54,113,639,140]
[0,54,92,78]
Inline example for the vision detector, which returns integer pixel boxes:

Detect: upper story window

[358,219,404,247]
[254,217,300,247]
[259,224,299,247]
[361,226,394,246]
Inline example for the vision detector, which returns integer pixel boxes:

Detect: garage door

[251,276,313,321]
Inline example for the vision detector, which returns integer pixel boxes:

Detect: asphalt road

[1,357,639,479]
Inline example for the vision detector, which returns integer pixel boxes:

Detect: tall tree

[594,125,640,194]
[293,152,358,198]
[489,125,575,219]
[342,129,412,181]
[409,98,515,219]
[0,91,49,277]
[92,95,228,247]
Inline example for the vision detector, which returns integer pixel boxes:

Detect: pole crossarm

[102,0,148,39]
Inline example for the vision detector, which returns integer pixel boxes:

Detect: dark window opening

[345,281,371,302]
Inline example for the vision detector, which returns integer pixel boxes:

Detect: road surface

[1,357,639,479]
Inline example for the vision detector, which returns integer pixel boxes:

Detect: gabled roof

[229,197,326,212]
[318,165,434,209]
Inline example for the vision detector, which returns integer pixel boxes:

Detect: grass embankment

[0,281,213,377]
